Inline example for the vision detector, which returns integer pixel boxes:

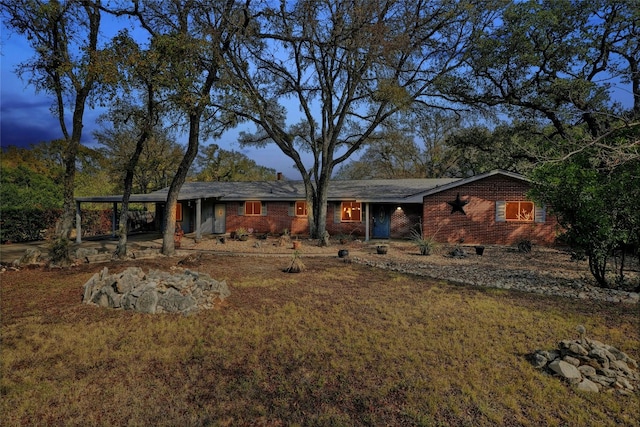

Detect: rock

[136,289,158,314]
[599,368,619,378]
[591,374,616,387]
[568,342,589,356]
[17,248,42,266]
[578,365,597,377]
[563,355,581,367]
[549,360,582,383]
[158,289,196,313]
[75,248,98,259]
[616,377,634,391]
[85,253,113,263]
[531,352,548,369]
[589,348,611,369]
[577,378,599,393]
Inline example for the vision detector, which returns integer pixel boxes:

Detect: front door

[214,204,226,234]
[372,205,391,238]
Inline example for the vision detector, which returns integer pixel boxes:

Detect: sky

[1,13,635,183]
[0,20,303,180]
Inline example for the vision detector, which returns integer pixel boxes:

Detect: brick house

[75,170,559,246]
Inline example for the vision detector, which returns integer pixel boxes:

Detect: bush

[0,208,114,243]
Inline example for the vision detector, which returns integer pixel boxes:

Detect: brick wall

[390,205,421,238]
[422,175,559,246]
[226,201,297,235]
[325,203,365,237]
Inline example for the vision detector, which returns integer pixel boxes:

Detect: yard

[1,242,639,426]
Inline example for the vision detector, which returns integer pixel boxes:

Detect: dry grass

[1,254,639,426]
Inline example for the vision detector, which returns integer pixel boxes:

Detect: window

[244,201,262,216]
[175,203,183,222]
[295,201,308,216]
[341,201,362,222]
[505,201,534,222]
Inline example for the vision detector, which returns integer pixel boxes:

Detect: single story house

[75,170,559,246]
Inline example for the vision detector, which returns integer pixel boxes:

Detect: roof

[76,177,461,204]
[418,170,530,197]
[75,170,527,205]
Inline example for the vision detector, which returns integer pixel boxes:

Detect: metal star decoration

[447,193,469,215]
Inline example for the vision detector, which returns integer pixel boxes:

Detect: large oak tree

[221,0,497,241]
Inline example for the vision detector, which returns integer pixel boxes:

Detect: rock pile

[530,326,639,394]
[82,267,231,315]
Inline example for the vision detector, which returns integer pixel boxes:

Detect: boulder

[576,378,599,393]
[15,248,42,266]
[549,360,582,383]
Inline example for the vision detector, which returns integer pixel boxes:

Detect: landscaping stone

[529,325,639,394]
[82,267,230,315]
[13,248,42,267]
[549,360,582,383]
[577,378,600,393]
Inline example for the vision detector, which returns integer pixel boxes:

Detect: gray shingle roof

[76,171,526,205]
[76,178,460,204]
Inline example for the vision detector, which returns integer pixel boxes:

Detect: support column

[365,202,370,241]
[75,201,82,244]
[112,202,118,237]
[195,198,202,242]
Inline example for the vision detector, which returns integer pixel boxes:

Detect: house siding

[422,175,558,245]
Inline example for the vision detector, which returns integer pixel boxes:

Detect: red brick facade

[422,175,559,245]
[185,174,559,246]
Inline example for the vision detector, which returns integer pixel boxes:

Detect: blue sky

[2,13,635,181]
[0,19,302,179]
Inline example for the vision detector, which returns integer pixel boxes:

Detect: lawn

[1,255,639,426]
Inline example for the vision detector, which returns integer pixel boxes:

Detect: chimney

[276,172,283,181]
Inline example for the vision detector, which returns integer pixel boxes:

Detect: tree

[2,0,105,250]
[439,0,640,287]
[120,0,244,255]
[193,144,276,182]
[95,116,182,194]
[442,0,639,161]
[0,165,63,210]
[222,0,497,241]
[530,134,640,289]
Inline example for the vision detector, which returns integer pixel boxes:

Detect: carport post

[195,198,202,242]
[75,201,82,243]
[112,202,118,237]
[365,202,370,241]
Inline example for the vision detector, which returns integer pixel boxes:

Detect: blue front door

[372,205,391,238]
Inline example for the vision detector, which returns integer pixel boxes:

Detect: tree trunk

[588,252,609,288]
[114,130,148,259]
[115,83,154,259]
[305,171,331,242]
[161,114,201,255]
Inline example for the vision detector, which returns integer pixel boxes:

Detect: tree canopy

[221,0,497,239]
[193,144,277,182]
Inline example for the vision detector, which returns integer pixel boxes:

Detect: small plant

[410,223,438,256]
[518,239,532,253]
[235,227,249,241]
[48,236,72,266]
[283,251,306,273]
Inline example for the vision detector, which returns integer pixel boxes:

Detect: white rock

[577,378,599,393]
[549,360,582,381]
